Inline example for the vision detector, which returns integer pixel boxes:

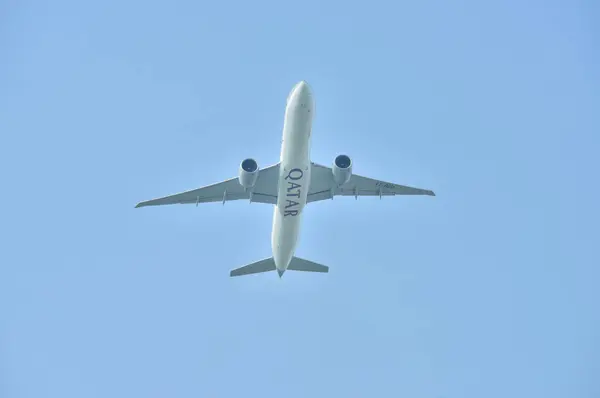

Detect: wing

[135,163,280,208]
[307,162,435,203]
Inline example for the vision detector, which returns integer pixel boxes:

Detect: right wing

[135,163,280,208]
[307,162,435,203]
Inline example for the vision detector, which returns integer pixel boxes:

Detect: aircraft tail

[229,257,276,277]
[287,256,329,274]
[229,256,329,277]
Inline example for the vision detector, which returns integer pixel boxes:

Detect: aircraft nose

[286,80,313,106]
[295,80,312,97]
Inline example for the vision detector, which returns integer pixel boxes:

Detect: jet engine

[238,158,260,189]
[332,154,352,185]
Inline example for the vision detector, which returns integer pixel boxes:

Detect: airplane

[135,81,435,278]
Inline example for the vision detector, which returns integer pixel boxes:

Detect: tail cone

[277,269,285,278]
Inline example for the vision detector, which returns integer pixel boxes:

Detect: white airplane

[135,81,435,278]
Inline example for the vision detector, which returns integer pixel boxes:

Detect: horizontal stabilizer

[230,257,276,277]
[229,256,329,278]
[287,256,329,273]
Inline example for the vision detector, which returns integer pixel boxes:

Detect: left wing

[307,162,435,203]
[135,163,280,208]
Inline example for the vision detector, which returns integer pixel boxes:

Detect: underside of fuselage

[271,81,314,272]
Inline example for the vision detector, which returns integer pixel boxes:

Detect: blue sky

[1,0,599,396]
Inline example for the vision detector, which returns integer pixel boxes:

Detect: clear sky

[1,0,599,396]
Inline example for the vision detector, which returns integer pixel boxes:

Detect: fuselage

[271,81,314,272]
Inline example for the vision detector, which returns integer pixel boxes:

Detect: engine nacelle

[238,158,259,189]
[332,154,352,185]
